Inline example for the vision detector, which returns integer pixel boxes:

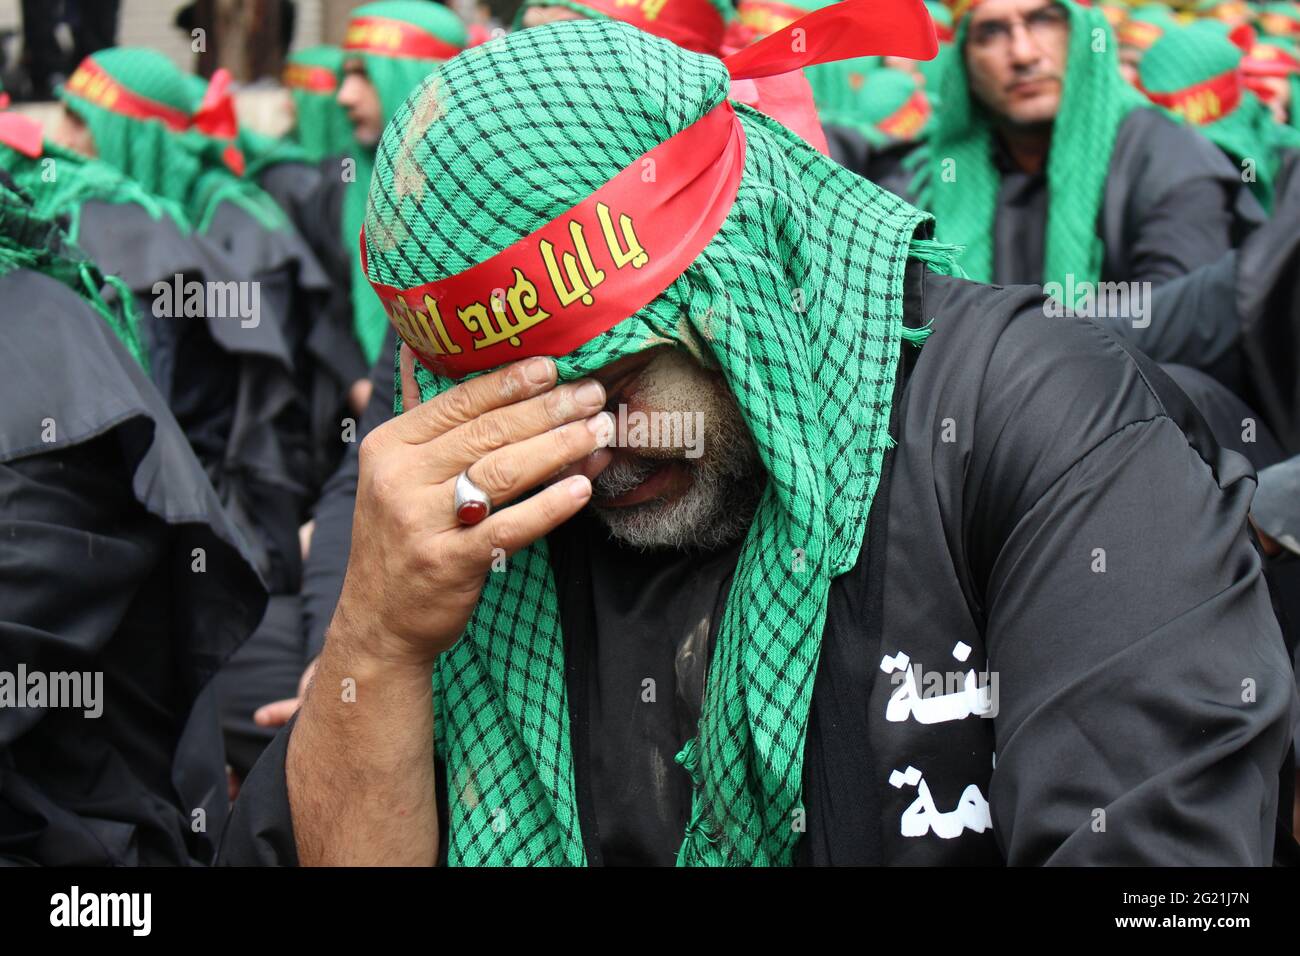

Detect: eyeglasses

[967,4,1070,49]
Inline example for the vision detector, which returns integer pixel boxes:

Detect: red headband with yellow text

[571,0,727,54]
[877,87,932,138]
[65,57,247,172]
[283,62,340,93]
[1142,68,1243,122]
[946,0,1097,26]
[65,58,190,131]
[364,0,938,379]
[343,16,463,60]
[736,0,817,37]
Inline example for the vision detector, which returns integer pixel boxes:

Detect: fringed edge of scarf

[673,736,728,866]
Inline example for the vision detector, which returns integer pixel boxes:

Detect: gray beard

[590,411,765,553]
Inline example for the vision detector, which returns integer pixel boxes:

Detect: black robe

[78,198,310,596]
[0,269,266,865]
[218,264,1297,865]
[215,328,398,778]
[275,156,373,487]
[871,108,1261,287]
[299,327,397,662]
[869,110,1263,363]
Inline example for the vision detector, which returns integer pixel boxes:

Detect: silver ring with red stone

[454,470,492,526]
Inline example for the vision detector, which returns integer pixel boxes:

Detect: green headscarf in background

[916,0,955,90]
[919,0,1145,289]
[0,173,147,368]
[366,20,949,866]
[1140,21,1300,211]
[818,66,933,147]
[59,47,288,233]
[1256,1,1300,40]
[342,0,467,365]
[284,45,355,162]
[233,46,357,177]
[0,123,187,247]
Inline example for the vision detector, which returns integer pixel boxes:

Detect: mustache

[593,453,670,499]
[1006,71,1061,91]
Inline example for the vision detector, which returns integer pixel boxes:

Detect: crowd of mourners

[1,0,1299,866]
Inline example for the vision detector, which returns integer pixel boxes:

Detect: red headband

[1242,42,1300,77]
[947,0,982,24]
[876,88,932,139]
[1142,68,1243,123]
[366,0,938,379]
[283,62,340,93]
[1118,19,1165,50]
[65,57,247,173]
[1258,12,1300,38]
[735,0,817,37]
[575,0,727,55]
[65,58,190,131]
[0,111,44,158]
[343,16,463,60]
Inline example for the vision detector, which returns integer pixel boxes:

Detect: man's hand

[285,346,612,865]
[253,657,319,729]
[348,377,373,416]
[332,345,613,670]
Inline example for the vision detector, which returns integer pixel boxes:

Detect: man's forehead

[967,0,1059,24]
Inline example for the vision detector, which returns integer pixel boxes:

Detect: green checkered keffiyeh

[367,19,947,866]
[1140,21,1300,212]
[0,173,148,368]
[343,1,467,365]
[918,0,1147,289]
[59,47,289,234]
[286,45,355,163]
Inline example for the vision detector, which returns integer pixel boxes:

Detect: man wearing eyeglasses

[869,0,1281,424]
[881,0,1259,303]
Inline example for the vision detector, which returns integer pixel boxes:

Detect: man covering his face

[221,9,1296,867]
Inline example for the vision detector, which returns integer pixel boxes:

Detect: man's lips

[596,460,691,508]
[1007,77,1056,97]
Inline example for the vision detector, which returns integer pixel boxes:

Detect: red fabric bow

[191,69,247,174]
[191,68,240,140]
[722,0,938,80]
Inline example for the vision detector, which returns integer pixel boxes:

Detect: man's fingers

[466,474,593,556]
[399,344,420,413]
[391,355,558,445]
[254,697,301,728]
[415,379,607,482]
[547,447,614,486]
[460,412,614,513]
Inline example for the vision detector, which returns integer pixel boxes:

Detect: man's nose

[336,77,358,108]
[1007,22,1044,68]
